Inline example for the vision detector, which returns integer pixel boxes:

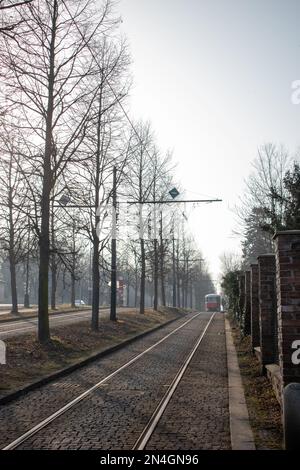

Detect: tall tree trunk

[91,87,103,330]
[50,206,56,310]
[126,274,130,307]
[24,235,30,308]
[71,226,76,308]
[182,273,186,308]
[91,235,100,330]
[140,238,145,314]
[39,192,51,342]
[177,274,181,308]
[71,275,75,308]
[9,250,18,314]
[110,166,117,321]
[24,219,30,308]
[160,253,166,307]
[134,270,138,307]
[24,254,30,308]
[172,236,177,307]
[50,255,57,309]
[153,238,158,310]
[38,0,57,343]
[8,183,18,314]
[176,245,180,307]
[159,212,166,307]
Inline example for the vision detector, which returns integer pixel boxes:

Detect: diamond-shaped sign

[169,187,180,199]
[59,194,70,206]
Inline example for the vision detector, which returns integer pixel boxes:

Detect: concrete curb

[0,314,182,407]
[225,317,256,450]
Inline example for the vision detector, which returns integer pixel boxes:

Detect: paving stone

[146,314,231,450]
[0,312,231,450]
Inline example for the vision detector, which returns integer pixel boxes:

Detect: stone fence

[237,230,300,406]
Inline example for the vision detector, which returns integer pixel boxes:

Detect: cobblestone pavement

[0,311,208,449]
[146,313,230,450]
[17,313,213,450]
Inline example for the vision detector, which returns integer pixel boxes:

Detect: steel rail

[132,313,216,450]
[3,311,205,450]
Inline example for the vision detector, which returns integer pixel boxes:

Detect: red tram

[205,294,222,312]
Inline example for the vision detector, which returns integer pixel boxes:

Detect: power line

[126,199,222,205]
[62,0,156,166]
[61,2,223,314]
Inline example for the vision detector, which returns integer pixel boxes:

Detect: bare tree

[148,149,174,309]
[124,122,157,314]
[0,126,28,313]
[236,143,290,266]
[57,219,88,308]
[219,251,242,276]
[124,137,176,312]
[0,0,121,341]
[239,143,289,232]
[0,0,33,37]
[0,0,33,8]
[65,35,131,329]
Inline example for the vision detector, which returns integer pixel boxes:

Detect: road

[0,311,231,450]
[0,308,133,339]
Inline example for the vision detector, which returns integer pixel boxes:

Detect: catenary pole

[110,166,117,321]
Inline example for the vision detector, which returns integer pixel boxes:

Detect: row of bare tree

[0,1,214,343]
[220,142,300,287]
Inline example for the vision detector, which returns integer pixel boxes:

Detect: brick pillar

[250,264,259,350]
[244,270,251,335]
[258,254,277,371]
[274,231,300,390]
[238,273,245,324]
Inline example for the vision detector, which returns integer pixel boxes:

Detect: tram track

[132,313,215,450]
[2,311,215,451]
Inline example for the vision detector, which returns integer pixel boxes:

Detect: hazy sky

[118,0,300,285]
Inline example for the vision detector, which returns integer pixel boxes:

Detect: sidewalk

[225,317,255,450]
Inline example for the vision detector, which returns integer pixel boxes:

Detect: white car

[75,299,86,307]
